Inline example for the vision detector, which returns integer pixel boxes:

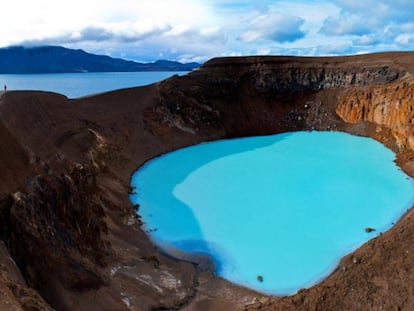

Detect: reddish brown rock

[337,79,414,151]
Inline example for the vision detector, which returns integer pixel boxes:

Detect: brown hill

[1,52,414,310]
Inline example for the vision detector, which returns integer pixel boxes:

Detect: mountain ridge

[0,45,200,73]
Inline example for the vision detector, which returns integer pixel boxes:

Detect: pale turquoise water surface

[130,131,414,295]
[0,71,187,98]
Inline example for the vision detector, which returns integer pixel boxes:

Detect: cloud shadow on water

[130,133,292,271]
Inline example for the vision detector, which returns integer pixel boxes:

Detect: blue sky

[2,0,414,62]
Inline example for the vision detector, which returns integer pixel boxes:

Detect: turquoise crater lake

[130,131,414,295]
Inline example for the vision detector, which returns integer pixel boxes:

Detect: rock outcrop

[337,78,414,151]
[200,56,402,91]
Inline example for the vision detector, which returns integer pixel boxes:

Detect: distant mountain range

[0,46,201,73]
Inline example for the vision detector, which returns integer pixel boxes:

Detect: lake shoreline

[131,130,414,296]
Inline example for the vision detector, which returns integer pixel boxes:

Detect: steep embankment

[0,52,414,310]
[337,79,414,150]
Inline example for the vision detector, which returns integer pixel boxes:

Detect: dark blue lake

[0,71,188,98]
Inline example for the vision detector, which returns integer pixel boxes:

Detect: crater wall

[1,53,414,310]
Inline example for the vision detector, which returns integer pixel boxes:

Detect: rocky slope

[1,52,414,310]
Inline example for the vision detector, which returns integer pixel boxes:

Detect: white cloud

[320,14,371,36]
[316,0,414,54]
[332,0,414,21]
[1,0,215,45]
[353,35,380,46]
[242,13,305,43]
[2,0,414,62]
[257,49,271,55]
[241,31,262,42]
[395,34,414,46]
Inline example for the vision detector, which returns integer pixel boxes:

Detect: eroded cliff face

[337,78,414,151]
[201,57,402,91]
[149,56,405,142]
[1,165,108,293]
[0,90,200,311]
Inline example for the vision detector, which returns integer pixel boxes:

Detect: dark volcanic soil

[1,52,414,310]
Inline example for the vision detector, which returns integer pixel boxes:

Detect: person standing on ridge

[3,85,6,93]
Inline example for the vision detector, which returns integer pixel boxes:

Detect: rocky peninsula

[1,52,414,310]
